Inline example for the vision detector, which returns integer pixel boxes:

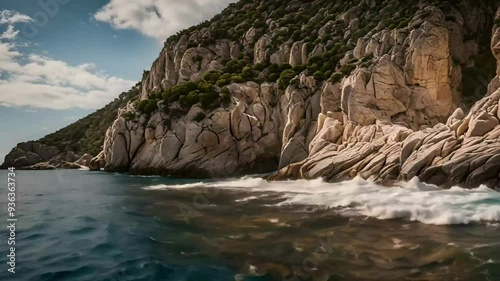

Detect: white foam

[142,176,500,225]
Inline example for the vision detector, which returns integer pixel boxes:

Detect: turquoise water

[0,170,499,281]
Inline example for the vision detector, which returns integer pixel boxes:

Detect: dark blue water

[0,170,499,281]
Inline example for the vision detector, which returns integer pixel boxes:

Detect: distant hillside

[38,85,140,156]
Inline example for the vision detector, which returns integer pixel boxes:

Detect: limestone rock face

[346,9,466,130]
[272,89,500,189]
[100,1,500,189]
[254,36,272,64]
[489,8,500,95]
[140,38,233,100]
[289,42,303,67]
[279,74,322,168]
[104,82,287,177]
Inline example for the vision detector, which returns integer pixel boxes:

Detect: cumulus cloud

[94,0,234,40]
[0,10,134,110]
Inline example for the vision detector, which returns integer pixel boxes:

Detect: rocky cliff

[272,5,500,188]
[101,0,500,188]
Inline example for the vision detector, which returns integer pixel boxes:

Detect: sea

[0,170,499,281]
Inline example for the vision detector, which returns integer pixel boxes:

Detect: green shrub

[137,100,149,112]
[216,78,230,87]
[330,73,343,84]
[268,73,279,82]
[292,30,302,41]
[242,66,255,80]
[361,54,374,62]
[122,112,136,121]
[382,18,393,26]
[198,81,214,93]
[179,91,200,107]
[269,63,280,73]
[220,87,231,106]
[193,112,206,122]
[212,28,228,39]
[309,56,323,64]
[352,29,365,40]
[340,64,356,76]
[199,91,220,109]
[162,90,171,102]
[202,70,222,84]
[252,63,266,71]
[143,100,159,115]
[397,19,410,28]
[279,69,297,90]
[185,81,199,92]
[307,63,319,73]
[313,71,325,81]
[293,65,305,73]
[231,75,244,83]
[279,63,293,72]
[253,20,267,29]
[224,59,245,73]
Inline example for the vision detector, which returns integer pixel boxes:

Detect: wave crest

[143,177,500,225]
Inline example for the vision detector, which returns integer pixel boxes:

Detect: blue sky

[0,0,232,160]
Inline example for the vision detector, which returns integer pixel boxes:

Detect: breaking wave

[143,177,500,225]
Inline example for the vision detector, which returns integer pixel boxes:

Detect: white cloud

[94,0,234,40]
[0,10,33,25]
[0,10,134,110]
[0,25,19,40]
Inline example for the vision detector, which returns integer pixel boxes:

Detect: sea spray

[143,176,500,225]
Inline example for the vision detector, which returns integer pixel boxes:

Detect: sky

[0,0,233,160]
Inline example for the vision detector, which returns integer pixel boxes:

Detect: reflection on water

[0,170,498,281]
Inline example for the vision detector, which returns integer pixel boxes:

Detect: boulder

[90,151,106,171]
[75,154,94,167]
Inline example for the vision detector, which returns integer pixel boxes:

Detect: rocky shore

[1,141,105,171]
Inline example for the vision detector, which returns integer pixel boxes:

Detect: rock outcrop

[272,6,500,189]
[104,82,287,177]
[272,89,500,188]
[1,142,59,169]
[89,151,106,171]
[1,142,89,170]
